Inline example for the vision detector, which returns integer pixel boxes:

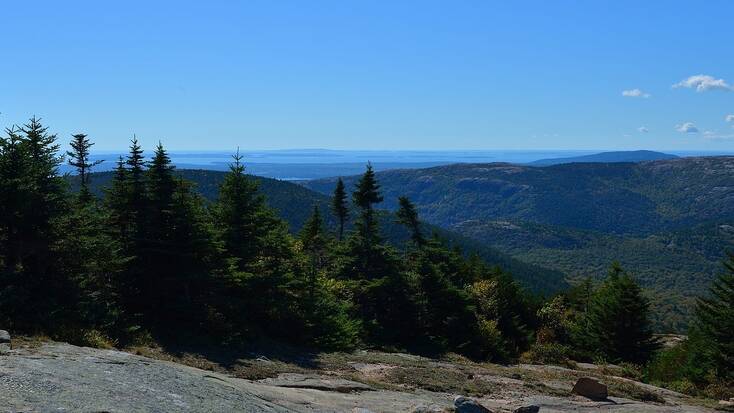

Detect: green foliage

[3,118,734,399]
[331,177,349,241]
[574,263,660,364]
[695,252,734,380]
[304,159,734,332]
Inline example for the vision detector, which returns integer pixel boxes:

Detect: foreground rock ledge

[0,341,717,412]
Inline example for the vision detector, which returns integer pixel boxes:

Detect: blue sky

[2,1,733,151]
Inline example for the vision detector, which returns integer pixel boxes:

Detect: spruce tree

[695,252,734,379]
[576,263,659,363]
[396,196,424,247]
[105,156,130,238]
[331,178,349,241]
[352,163,383,247]
[0,127,31,272]
[67,133,103,203]
[214,150,269,270]
[300,205,329,300]
[19,117,66,277]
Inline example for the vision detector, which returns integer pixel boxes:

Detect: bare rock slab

[572,377,608,400]
[0,330,9,343]
[259,372,373,393]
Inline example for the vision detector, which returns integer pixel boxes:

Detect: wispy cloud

[622,88,650,98]
[673,75,732,92]
[638,126,649,133]
[675,122,699,133]
[726,114,734,123]
[703,130,734,141]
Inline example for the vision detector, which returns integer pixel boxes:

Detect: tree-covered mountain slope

[305,157,734,236]
[303,157,734,331]
[79,170,567,294]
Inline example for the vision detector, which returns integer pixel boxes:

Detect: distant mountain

[528,150,678,166]
[304,156,734,332]
[78,170,567,295]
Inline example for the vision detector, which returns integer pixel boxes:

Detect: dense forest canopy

[1,118,733,399]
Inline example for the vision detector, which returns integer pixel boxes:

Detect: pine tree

[396,196,424,247]
[695,252,734,379]
[67,133,103,203]
[331,178,349,241]
[576,263,659,363]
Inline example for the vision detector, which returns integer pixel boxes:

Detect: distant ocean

[62,149,734,180]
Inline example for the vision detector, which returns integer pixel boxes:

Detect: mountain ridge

[527,150,679,166]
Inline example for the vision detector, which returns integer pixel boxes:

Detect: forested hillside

[3,119,734,401]
[305,158,734,331]
[73,170,568,294]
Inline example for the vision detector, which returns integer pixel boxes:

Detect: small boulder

[454,396,492,413]
[514,406,540,413]
[572,377,608,400]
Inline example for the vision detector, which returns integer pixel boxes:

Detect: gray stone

[259,373,373,393]
[514,406,540,413]
[454,395,492,413]
[412,405,445,413]
[0,343,9,354]
[572,377,608,400]
[0,330,9,343]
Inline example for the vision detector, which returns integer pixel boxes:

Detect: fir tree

[67,133,103,203]
[331,178,349,241]
[105,156,130,238]
[19,117,66,276]
[695,252,734,379]
[300,205,329,300]
[576,263,659,363]
[352,163,383,246]
[396,196,424,247]
[214,149,269,270]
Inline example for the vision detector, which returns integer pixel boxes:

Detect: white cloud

[638,126,649,133]
[702,130,734,141]
[673,75,732,92]
[675,122,699,133]
[726,114,734,122]
[622,88,650,98]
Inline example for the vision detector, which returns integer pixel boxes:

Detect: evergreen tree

[125,136,147,227]
[300,205,329,300]
[214,150,271,270]
[19,117,66,278]
[331,178,349,241]
[396,196,424,247]
[352,163,383,246]
[105,156,130,238]
[67,133,103,203]
[58,134,125,335]
[0,127,31,273]
[695,252,734,380]
[575,263,659,363]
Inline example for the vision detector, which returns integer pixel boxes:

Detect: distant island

[528,150,679,166]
